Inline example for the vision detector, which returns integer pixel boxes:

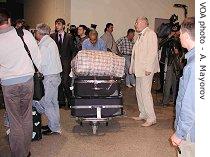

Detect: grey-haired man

[33,23,62,135]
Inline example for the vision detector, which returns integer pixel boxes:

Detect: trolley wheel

[106,122,108,126]
[80,121,83,126]
[92,125,98,134]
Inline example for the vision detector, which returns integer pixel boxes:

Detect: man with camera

[161,27,185,107]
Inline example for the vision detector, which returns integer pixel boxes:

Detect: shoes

[141,121,156,127]
[42,128,60,135]
[131,84,136,87]
[41,125,50,130]
[6,128,10,135]
[126,85,132,88]
[132,116,146,121]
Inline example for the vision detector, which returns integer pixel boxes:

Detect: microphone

[174,4,187,8]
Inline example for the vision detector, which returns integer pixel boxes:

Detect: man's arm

[100,39,107,51]
[171,64,195,146]
[175,65,195,140]
[129,47,135,74]
[145,31,158,73]
[82,39,88,50]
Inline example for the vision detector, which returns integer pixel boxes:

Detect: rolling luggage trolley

[70,76,124,134]
[71,104,123,134]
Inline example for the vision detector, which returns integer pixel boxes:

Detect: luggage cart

[71,105,123,134]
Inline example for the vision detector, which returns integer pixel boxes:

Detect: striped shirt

[116,36,134,55]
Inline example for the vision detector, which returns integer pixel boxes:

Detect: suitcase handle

[92,87,103,90]
[92,83,113,91]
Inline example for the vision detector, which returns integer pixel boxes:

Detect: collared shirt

[100,32,118,52]
[141,27,148,35]
[116,36,134,55]
[38,35,62,75]
[58,31,64,42]
[82,38,107,51]
[175,47,195,142]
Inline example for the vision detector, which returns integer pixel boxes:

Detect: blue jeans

[124,55,135,85]
[33,74,61,132]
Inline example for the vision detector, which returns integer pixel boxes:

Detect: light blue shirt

[82,38,107,51]
[175,47,195,142]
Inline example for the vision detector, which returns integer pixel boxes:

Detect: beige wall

[71,0,195,39]
[24,0,195,39]
[24,0,71,30]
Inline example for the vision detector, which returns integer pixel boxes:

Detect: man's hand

[129,66,133,74]
[145,71,151,76]
[170,133,183,146]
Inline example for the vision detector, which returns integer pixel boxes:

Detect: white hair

[36,23,50,35]
[137,17,149,26]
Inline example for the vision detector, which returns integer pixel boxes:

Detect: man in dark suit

[51,18,75,108]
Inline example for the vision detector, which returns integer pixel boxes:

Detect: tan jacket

[130,27,160,77]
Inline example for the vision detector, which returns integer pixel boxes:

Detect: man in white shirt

[0,8,41,157]
[33,23,63,135]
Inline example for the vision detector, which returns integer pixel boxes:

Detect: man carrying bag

[0,9,41,157]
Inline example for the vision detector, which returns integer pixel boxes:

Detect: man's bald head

[135,17,149,33]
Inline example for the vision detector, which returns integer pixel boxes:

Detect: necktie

[58,34,62,50]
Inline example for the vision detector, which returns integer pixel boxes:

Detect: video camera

[157,14,180,38]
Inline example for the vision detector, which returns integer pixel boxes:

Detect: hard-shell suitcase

[74,76,121,97]
[32,107,42,141]
[71,97,123,118]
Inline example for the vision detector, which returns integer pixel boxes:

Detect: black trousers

[159,62,165,90]
[58,59,72,106]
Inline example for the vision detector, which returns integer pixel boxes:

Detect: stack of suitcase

[71,76,123,118]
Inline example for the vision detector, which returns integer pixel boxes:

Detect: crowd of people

[0,7,194,157]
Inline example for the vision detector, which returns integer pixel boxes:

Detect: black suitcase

[74,76,122,97]
[32,107,42,141]
[71,97,123,118]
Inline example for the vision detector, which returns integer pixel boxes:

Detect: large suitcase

[74,76,121,97]
[32,107,42,141]
[71,97,123,118]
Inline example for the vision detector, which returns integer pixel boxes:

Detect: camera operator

[160,25,185,107]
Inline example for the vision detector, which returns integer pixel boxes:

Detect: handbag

[16,28,44,101]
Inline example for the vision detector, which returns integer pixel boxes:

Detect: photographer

[160,26,185,107]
